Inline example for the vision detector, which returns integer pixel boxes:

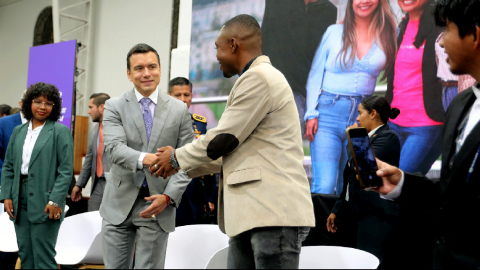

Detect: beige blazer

[176,56,315,237]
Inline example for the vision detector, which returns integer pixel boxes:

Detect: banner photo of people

[188,0,476,195]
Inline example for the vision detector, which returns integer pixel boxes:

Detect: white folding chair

[299,246,379,269]
[205,246,379,269]
[0,212,18,252]
[205,247,228,269]
[55,211,104,267]
[165,225,230,269]
[1,202,4,213]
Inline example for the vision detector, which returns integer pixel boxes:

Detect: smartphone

[346,127,383,190]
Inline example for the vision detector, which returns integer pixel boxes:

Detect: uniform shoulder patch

[192,114,207,123]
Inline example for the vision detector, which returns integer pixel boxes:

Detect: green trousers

[14,180,61,269]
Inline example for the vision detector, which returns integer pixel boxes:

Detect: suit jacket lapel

[29,121,54,168]
[370,124,389,143]
[148,92,170,152]
[92,123,100,174]
[445,91,476,169]
[451,121,480,177]
[15,124,28,171]
[125,89,148,148]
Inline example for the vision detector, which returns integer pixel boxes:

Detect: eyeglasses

[33,100,55,109]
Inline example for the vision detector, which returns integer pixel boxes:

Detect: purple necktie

[140,98,154,187]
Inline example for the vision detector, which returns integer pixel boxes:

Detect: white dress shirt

[382,83,480,200]
[21,121,45,175]
[20,113,27,124]
[135,87,159,169]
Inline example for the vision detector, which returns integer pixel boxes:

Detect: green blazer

[0,120,73,224]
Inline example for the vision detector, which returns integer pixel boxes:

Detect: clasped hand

[148,146,179,179]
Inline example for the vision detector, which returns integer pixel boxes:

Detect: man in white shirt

[374,0,480,267]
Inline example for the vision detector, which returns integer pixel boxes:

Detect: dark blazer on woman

[332,124,401,218]
[0,120,74,223]
[385,16,445,123]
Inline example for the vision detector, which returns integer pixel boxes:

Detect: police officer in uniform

[168,77,216,225]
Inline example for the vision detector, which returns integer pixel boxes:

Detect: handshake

[147,146,179,178]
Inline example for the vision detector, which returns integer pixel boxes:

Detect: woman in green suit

[0,82,73,269]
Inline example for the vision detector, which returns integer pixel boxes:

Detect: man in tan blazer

[151,15,315,269]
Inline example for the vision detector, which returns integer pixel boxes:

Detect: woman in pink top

[385,0,444,176]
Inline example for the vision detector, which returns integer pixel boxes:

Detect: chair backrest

[0,203,4,213]
[165,225,230,269]
[55,211,103,265]
[204,246,379,269]
[0,212,18,252]
[205,247,228,269]
[299,246,379,269]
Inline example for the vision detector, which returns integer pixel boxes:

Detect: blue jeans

[227,227,310,269]
[442,85,458,112]
[310,91,367,194]
[388,122,443,175]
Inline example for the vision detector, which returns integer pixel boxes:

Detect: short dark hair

[90,93,111,107]
[168,77,192,94]
[22,82,62,122]
[434,0,480,38]
[0,104,12,115]
[224,14,261,35]
[361,96,400,124]
[126,43,160,70]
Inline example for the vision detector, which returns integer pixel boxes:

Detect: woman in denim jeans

[385,0,444,175]
[305,0,397,194]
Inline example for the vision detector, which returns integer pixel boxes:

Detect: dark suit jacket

[332,124,401,219]
[261,0,337,98]
[76,122,112,193]
[0,113,22,184]
[0,120,74,223]
[400,85,480,268]
[386,17,445,123]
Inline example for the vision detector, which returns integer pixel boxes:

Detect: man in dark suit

[261,0,337,134]
[71,93,112,211]
[375,0,480,267]
[167,77,217,226]
[0,92,26,183]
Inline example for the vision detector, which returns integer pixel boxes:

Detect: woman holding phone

[305,0,397,194]
[385,0,444,175]
[0,83,73,269]
[326,96,401,268]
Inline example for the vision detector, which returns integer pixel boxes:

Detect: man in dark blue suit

[0,93,26,184]
[0,92,25,269]
[168,77,217,226]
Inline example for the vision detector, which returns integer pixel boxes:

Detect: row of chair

[0,210,379,269]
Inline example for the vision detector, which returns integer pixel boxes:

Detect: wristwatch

[170,150,180,169]
[48,201,59,208]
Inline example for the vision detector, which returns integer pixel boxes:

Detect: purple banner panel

[27,40,76,130]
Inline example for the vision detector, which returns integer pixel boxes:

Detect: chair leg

[78,265,105,269]
[15,258,21,269]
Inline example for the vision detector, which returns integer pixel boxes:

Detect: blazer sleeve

[0,127,17,202]
[103,100,143,172]
[76,127,95,188]
[176,71,272,172]
[186,158,222,179]
[0,123,4,181]
[49,125,74,205]
[331,164,350,215]
[398,172,440,213]
[372,132,401,166]
[304,25,332,121]
[163,104,195,205]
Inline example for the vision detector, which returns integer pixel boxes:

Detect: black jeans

[227,227,310,269]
